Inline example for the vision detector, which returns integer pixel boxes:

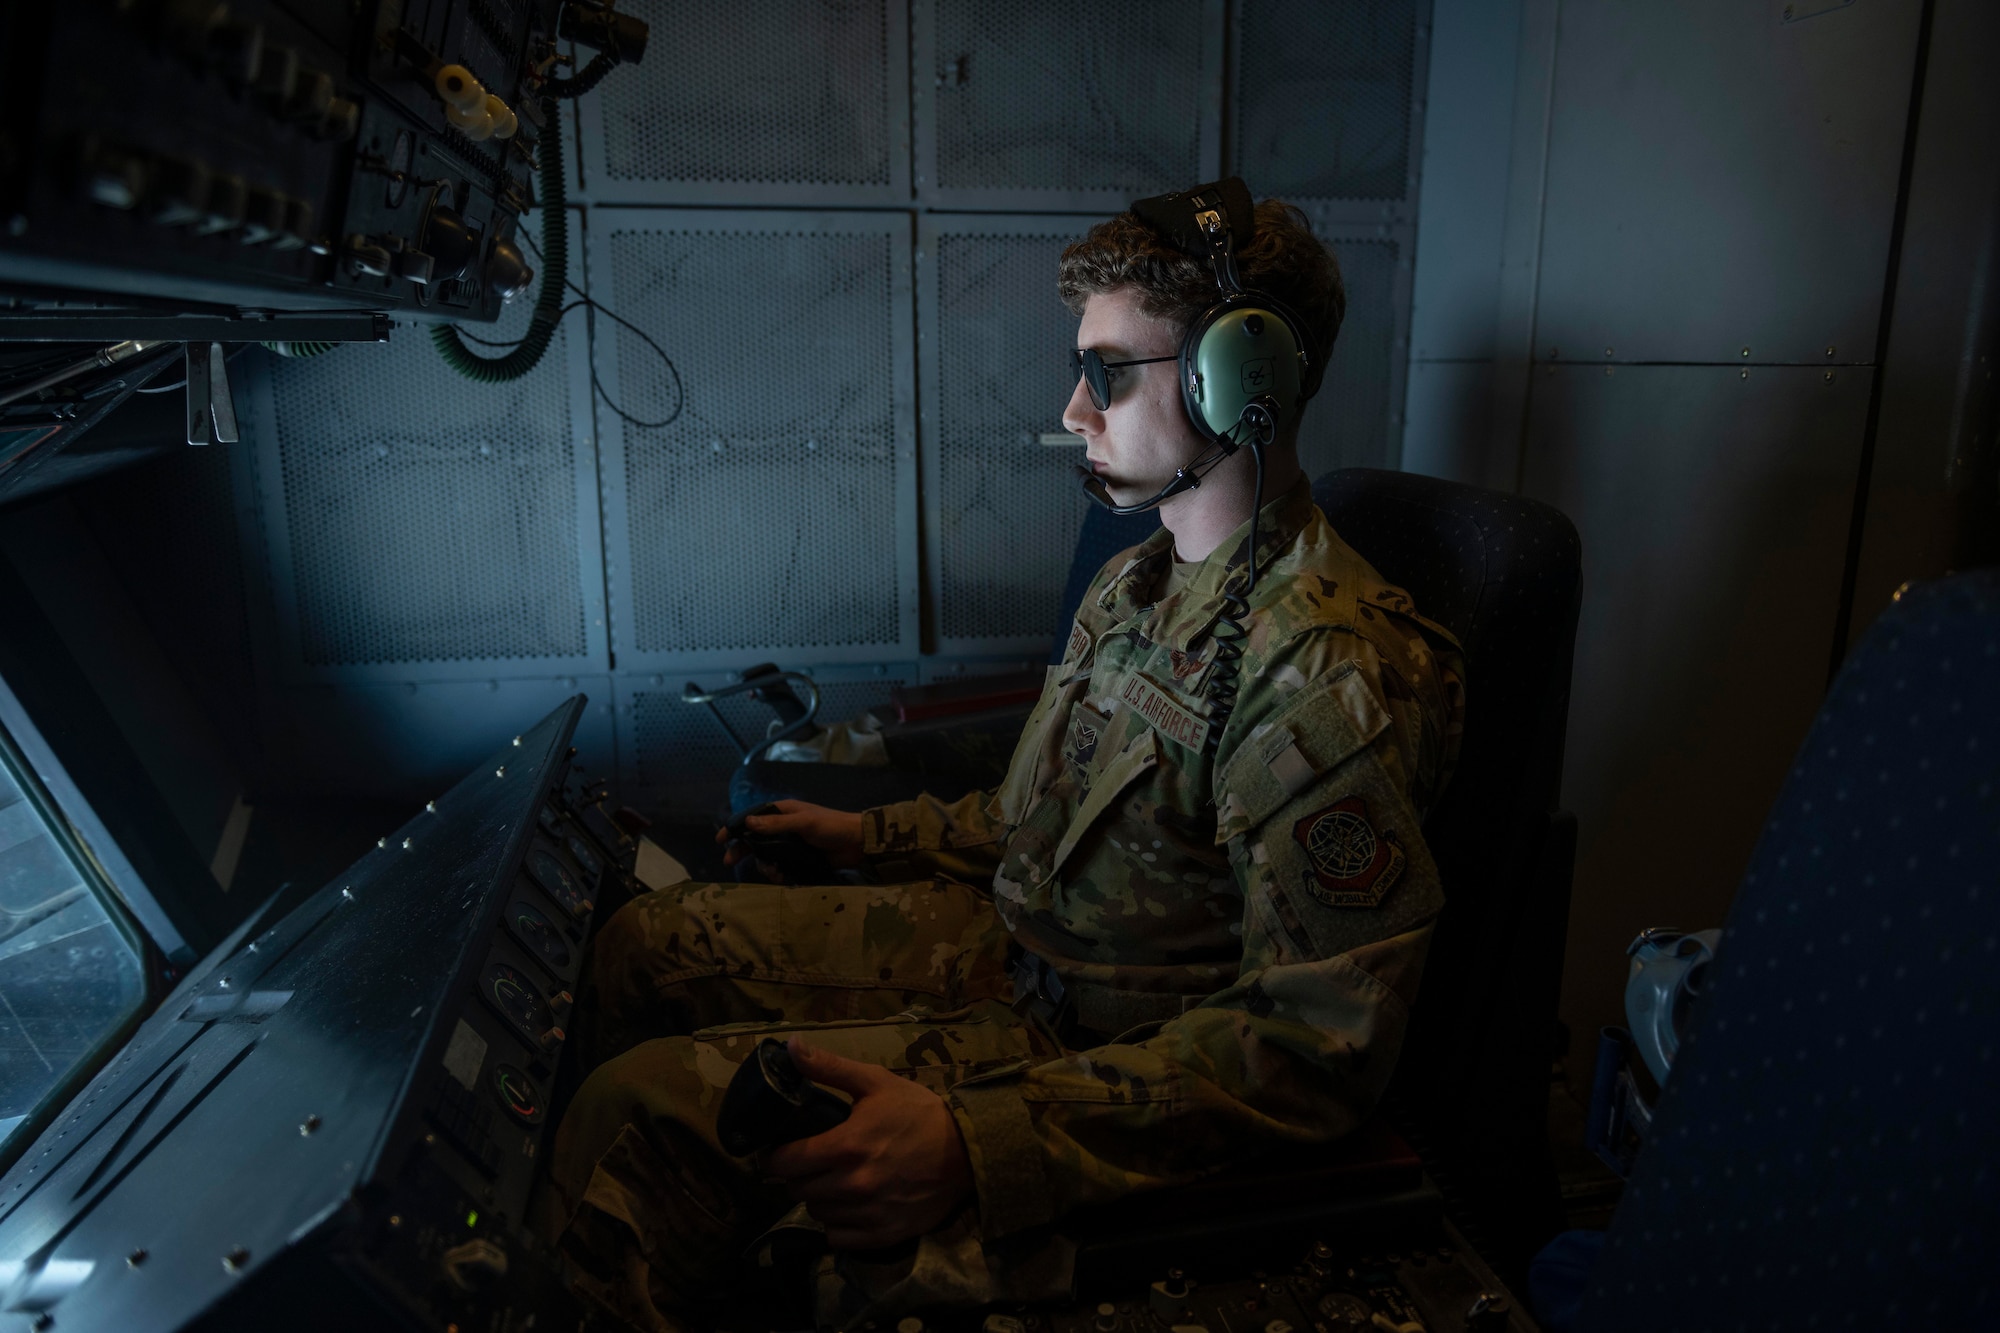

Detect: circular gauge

[507,898,572,970]
[484,963,552,1041]
[527,848,586,916]
[566,834,602,878]
[491,1063,543,1125]
[384,131,413,208]
[537,804,560,834]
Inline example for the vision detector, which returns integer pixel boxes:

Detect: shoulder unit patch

[1291,795,1405,908]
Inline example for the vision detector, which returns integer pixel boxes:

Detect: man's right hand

[717,799,866,870]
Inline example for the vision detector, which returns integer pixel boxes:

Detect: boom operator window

[0,719,147,1160]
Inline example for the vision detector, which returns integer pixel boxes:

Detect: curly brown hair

[1057,199,1345,401]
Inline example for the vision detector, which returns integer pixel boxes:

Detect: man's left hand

[762,1037,975,1249]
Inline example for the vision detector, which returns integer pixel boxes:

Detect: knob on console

[420,204,476,282]
[434,64,486,111]
[484,236,534,300]
[82,141,148,210]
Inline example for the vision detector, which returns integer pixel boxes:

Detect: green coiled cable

[430,94,567,382]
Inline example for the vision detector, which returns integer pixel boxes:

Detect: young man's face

[1062,287,1205,507]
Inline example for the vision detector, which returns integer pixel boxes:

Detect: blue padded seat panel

[1577,571,2000,1331]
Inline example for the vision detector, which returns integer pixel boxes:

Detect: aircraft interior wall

[3,0,1994,1097]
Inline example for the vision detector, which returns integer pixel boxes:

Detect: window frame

[0,713,160,1177]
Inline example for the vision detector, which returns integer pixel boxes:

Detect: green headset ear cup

[1178,295,1308,442]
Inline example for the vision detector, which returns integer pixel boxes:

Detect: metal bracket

[185,342,240,445]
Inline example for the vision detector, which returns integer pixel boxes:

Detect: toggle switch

[83,142,148,210]
[271,197,314,251]
[344,234,392,277]
[238,186,287,245]
[206,18,264,84]
[391,248,434,284]
[287,68,334,124]
[254,41,299,103]
[195,173,247,235]
[146,155,211,227]
[315,96,360,142]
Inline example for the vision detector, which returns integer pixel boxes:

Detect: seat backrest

[1577,570,2000,1331]
[1313,467,1583,1275]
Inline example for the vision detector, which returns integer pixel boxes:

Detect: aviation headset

[1069,179,1315,748]
[1072,176,1316,564]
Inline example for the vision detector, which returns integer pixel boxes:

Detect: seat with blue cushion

[1574,570,2000,1330]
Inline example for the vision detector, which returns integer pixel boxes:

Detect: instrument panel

[0,696,634,1331]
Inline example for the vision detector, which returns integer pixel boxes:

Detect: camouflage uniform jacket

[860,473,1466,1241]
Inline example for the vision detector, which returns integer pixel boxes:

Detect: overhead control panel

[0,0,641,326]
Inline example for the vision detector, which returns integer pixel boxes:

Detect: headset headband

[1130,178,1256,268]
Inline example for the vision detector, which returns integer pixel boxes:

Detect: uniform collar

[1092,473,1318,651]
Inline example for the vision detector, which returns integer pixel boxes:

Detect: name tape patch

[1065,621,1091,663]
[1119,673,1210,752]
[1291,795,1404,908]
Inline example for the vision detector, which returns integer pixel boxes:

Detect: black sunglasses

[1071,347,1178,410]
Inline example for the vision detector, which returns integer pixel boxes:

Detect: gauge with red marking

[506,898,572,971]
[484,962,553,1043]
[491,1062,543,1125]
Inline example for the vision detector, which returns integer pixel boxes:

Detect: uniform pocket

[994,725,1161,910]
[993,665,1088,825]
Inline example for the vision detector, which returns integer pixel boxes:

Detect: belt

[1008,944,1201,1046]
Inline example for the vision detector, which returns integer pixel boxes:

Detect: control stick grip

[716,1038,852,1156]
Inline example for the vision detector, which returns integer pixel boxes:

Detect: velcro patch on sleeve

[1291,795,1406,908]
[1064,620,1091,664]
[1118,673,1211,752]
[1215,663,1392,842]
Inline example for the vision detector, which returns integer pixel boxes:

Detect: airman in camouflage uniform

[538,473,1466,1331]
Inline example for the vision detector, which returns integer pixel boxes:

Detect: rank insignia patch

[1062,714,1101,771]
[1292,796,1405,907]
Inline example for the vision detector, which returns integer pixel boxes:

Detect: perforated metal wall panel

[245,269,604,679]
[591,211,918,671]
[1297,233,1407,476]
[913,0,1223,210]
[575,0,909,206]
[1232,0,1429,211]
[921,217,1093,650]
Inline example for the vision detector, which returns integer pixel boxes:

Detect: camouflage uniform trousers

[537,876,1061,1333]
